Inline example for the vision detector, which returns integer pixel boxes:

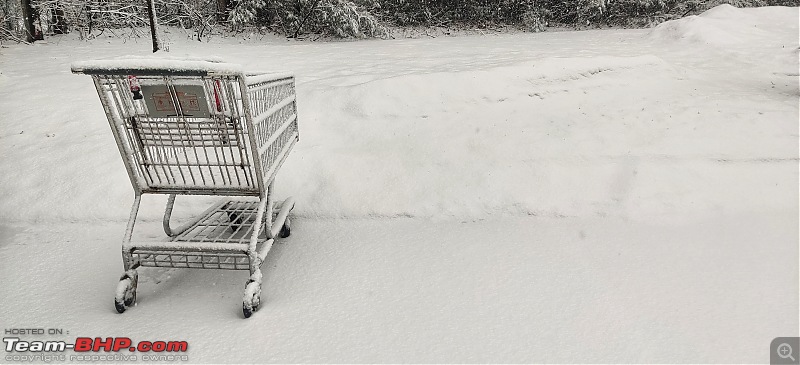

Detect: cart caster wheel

[228,211,243,232]
[242,303,253,319]
[114,270,138,314]
[242,281,261,319]
[279,218,291,238]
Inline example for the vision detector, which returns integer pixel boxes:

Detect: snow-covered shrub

[521,8,547,32]
[229,0,384,38]
[602,0,678,27]
[376,0,540,26]
[317,0,385,37]
[0,0,25,42]
[373,0,434,25]
[9,0,219,40]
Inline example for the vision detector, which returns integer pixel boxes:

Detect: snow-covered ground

[0,4,798,363]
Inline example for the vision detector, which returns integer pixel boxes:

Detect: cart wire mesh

[245,75,299,189]
[132,200,281,270]
[92,72,299,197]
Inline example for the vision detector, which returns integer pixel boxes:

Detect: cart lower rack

[72,58,300,318]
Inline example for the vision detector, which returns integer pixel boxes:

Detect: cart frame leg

[122,194,142,271]
[116,194,143,313]
[162,194,226,237]
[241,180,295,318]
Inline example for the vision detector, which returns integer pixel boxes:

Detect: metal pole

[146,0,160,52]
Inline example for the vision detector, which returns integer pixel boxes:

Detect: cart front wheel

[279,217,291,238]
[242,303,253,319]
[228,211,243,232]
[242,280,261,319]
[114,270,138,314]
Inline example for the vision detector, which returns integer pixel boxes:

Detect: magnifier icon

[778,343,796,361]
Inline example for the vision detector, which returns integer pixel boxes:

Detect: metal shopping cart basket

[72,58,299,318]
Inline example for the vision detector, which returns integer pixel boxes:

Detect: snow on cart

[72,58,299,318]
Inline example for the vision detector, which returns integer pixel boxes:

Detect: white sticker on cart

[141,84,210,118]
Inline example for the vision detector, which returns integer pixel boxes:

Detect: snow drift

[650,4,798,47]
[650,4,799,75]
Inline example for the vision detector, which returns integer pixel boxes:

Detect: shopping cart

[72,58,299,318]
